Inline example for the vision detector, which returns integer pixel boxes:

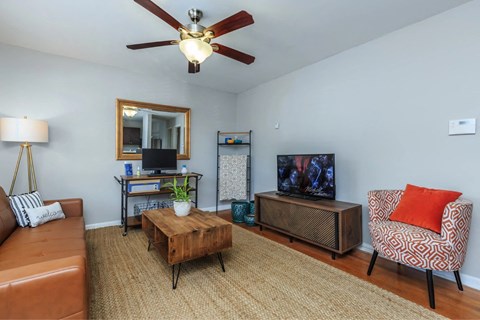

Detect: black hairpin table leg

[217,252,226,272]
[172,263,182,289]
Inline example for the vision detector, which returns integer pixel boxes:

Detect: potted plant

[164,177,192,216]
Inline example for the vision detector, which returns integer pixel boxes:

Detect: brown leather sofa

[0,186,88,319]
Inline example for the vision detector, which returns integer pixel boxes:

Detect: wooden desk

[142,208,232,289]
[114,173,202,236]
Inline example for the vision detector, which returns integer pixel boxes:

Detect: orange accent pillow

[389,184,462,233]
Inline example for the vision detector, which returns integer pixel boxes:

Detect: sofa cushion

[0,187,17,245]
[0,217,86,271]
[389,184,462,233]
[9,191,44,227]
[26,202,65,227]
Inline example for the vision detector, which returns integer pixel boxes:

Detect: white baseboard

[86,220,121,230]
[358,243,374,253]
[357,242,480,291]
[200,204,231,212]
[84,205,229,230]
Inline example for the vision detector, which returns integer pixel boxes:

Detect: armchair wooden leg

[367,250,378,276]
[426,269,435,309]
[454,270,463,291]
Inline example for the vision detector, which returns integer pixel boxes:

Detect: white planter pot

[173,200,192,216]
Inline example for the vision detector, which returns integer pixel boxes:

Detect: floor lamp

[0,117,49,196]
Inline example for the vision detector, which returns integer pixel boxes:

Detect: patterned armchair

[366,190,473,309]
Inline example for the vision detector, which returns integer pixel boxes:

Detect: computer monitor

[142,149,177,176]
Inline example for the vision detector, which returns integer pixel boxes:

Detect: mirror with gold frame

[116,99,191,160]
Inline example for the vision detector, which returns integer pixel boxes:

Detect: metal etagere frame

[215,130,252,214]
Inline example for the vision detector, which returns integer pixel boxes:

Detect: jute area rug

[87,225,444,319]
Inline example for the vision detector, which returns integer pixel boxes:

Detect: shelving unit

[114,173,202,236]
[216,130,252,214]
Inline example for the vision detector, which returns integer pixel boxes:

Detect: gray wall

[236,2,480,281]
[1,1,479,286]
[0,43,236,225]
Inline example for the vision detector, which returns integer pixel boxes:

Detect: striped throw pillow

[8,191,44,227]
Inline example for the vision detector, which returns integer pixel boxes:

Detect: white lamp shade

[0,117,49,143]
[179,39,213,64]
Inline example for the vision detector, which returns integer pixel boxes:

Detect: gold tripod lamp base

[9,143,38,196]
[0,117,48,196]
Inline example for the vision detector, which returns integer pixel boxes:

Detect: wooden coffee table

[142,207,232,289]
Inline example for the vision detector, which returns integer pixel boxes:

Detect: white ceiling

[0,0,471,93]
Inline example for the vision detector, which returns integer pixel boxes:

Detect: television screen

[142,148,177,175]
[277,154,335,200]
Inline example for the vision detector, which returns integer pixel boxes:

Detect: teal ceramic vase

[244,214,256,226]
[231,201,248,223]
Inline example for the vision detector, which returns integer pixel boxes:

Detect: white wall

[0,43,236,225]
[237,1,480,281]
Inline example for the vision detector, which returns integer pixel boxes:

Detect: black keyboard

[147,173,183,177]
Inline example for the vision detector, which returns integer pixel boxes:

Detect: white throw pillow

[9,191,44,227]
[25,202,66,228]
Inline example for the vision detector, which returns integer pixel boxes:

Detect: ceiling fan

[127,0,255,74]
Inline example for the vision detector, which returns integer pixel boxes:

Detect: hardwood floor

[218,211,480,319]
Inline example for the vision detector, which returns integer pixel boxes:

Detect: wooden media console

[254,191,362,259]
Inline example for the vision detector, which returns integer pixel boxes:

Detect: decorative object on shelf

[181,164,188,174]
[124,161,133,176]
[0,117,49,195]
[165,177,192,216]
[234,139,242,144]
[224,137,231,143]
[227,139,234,144]
[231,201,248,223]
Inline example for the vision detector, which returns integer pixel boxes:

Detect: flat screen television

[142,148,177,176]
[277,154,335,200]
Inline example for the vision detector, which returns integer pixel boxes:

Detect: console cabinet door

[258,198,338,250]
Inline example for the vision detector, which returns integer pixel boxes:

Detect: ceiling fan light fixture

[123,108,138,118]
[179,38,213,64]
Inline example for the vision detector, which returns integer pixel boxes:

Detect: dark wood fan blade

[212,43,255,65]
[134,0,185,30]
[188,62,200,73]
[206,11,254,38]
[126,40,177,50]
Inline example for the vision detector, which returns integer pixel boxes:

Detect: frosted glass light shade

[0,117,49,143]
[123,109,138,118]
[179,39,213,64]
